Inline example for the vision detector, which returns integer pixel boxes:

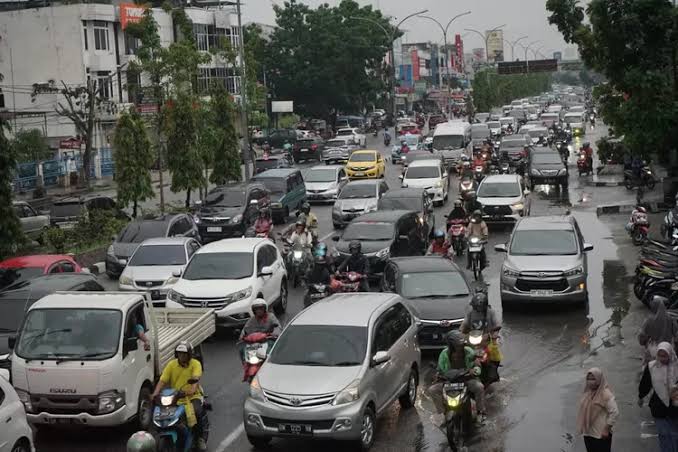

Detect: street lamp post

[521,40,541,73]
[419,11,471,88]
[503,35,528,61]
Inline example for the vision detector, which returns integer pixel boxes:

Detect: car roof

[0,254,75,269]
[480,174,521,184]
[252,168,300,178]
[351,150,378,155]
[515,215,576,231]
[308,165,343,171]
[196,237,268,253]
[136,214,182,224]
[389,256,463,274]
[291,293,403,327]
[0,273,98,297]
[381,188,425,198]
[54,194,113,204]
[137,237,194,246]
[30,291,144,311]
[345,179,379,187]
[350,210,413,222]
[407,159,441,168]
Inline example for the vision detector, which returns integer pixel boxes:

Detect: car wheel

[247,435,271,449]
[354,406,376,451]
[399,368,418,409]
[11,439,31,452]
[136,385,152,430]
[274,281,288,314]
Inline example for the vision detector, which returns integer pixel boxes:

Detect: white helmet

[251,298,268,315]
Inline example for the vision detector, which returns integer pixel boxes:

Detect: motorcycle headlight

[503,266,520,277]
[470,237,480,244]
[15,389,34,413]
[293,250,303,259]
[376,247,390,260]
[232,214,243,224]
[563,266,584,277]
[167,289,184,304]
[530,169,541,176]
[332,379,360,406]
[97,390,125,414]
[249,376,266,401]
[446,393,462,408]
[228,286,252,302]
[161,395,175,406]
[119,275,133,286]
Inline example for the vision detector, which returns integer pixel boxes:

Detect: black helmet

[583,142,590,147]
[349,240,362,253]
[301,203,311,214]
[471,292,489,311]
[174,341,193,359]
[446,330,465,352]
[472,209,482,218]
[454,199,462,207]
[433,229,445,239]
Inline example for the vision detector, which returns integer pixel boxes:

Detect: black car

[106,214,200,278]
[332,210,427,280]
[529,149,569,189]
[0,273,105,356]
[381,257,472,349]
[293,136,325,162]
[500,135,532,163]
[51,194,129,228]
[194,183,270,242]
[254,155,294,175]
[253,128,297,149]
[378,188,435,239]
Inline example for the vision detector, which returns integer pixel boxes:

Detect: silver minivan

[244,293,421,450]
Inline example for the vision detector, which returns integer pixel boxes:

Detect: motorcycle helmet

[251,298,268,316]
[349,240,362,253]
[295,218,306,228]
[174,341,193,359]
[445,330,465,352]
[460,155,470,162]
[472,209,482,221]
[453,199,462,207]
[433,229,445,239]
[301,203,311,215]
[471,292,489,311]
[127,431,156,452]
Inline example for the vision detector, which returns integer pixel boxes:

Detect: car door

[368,309,401,411]
[389,303,416,388]
[0,379,30,452]
[337,169,348,192]
[20,204,40,237]
[120,303,153,412]
[261,244,283,302]
[376,153,385,177]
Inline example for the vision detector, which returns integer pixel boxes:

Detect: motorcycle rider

[581,142,594,171]
[448,199,468,222]
[466,210,488,270]
[336,240,370,291]
[298,202,318,238]
[239,299,281,341]
[151,341,209,451]
[253,207,273,236]
[432,331,487,423]
[288,219,314,270]
[400,139,410,154]
[427,229,451,257]
[506,123,514,134]
[383,130,391,146]
[460,292,502,386]
[464,192,483,217]
[306,253,333,286]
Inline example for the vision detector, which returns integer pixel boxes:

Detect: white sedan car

[336,127,367,147]
[0,369,35,452]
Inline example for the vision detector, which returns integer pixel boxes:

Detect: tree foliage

[0,87,24,258]
[12,129,51,163]
[264,0,397,118]
[472,71,552,112]
[546,0,678,159]
[208,84,241,185]
[112,110,155,218]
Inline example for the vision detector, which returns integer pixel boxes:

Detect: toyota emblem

[290,397,302,406]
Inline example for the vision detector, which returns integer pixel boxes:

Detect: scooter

[577,153,592,176]
[458,177,476,199]
[384,134,391,147]
[447,219,467,257]
[439,369,477,452]
[240,332,274,382]
[626,206,650,246]
[153,387,200,452]
[304,282,331,307]
[473,165,485,183]
[330,272,365,293]
[468,237,486,281]
[624,165,656,190]
[282,240,310,288]
[499,161,510,174]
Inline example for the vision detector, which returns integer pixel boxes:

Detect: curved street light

[503,35,528,61]
[419,11,472,87]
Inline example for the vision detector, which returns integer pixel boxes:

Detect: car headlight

[531,169,541,176]
[249,376,266,401]
[107,245,115,257]
[119,275,133,286]
[332,379,360,406]
[271,202,282,208]
[167,289,184,304]
[193,215,201,224]
[365,203,378,213]
[15,389,33,413]
[232,214,243,224]
[376,247,390,260]
[511,202,524,211]
[503,266,520,277]
[563,266,584,276]
[435,180,442,188]
[97,390,125,414]
[323,187,338,195]
[228,286,252,302]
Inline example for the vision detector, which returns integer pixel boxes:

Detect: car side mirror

[123,337,138,355]
[332,235,340,242]
[172,269,182,278]
[372,351,390,366]
[523,189,531,196]
[260,265,273,276]
[256,349,268,360]
[583,243,594,252]
[7,335,16,350]
[194,200,203,207]
[119,259,128,267]
[494,244,507,253]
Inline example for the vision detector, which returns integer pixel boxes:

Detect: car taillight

[311,144,318,151]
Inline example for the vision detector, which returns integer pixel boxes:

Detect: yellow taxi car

[345,150,385,179]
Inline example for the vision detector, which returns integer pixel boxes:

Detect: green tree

[546,0,678,160]
[0,74,23,257]
[12,129,51,163]
[112,110,155,218]
[472,71,551,112]
[209,84,241,185]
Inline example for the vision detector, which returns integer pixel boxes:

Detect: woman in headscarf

[639,342,678,451]
[576,367,619,452]
[639,296,678,365]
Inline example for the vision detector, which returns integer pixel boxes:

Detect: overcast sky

[242,0,572,59]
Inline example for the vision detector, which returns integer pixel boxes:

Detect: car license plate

[49,418,75,425]
[300,148,309,152]
[530,289,553,296]
[354,172,365,176]
[468,246,482,252]
[207,227,222,232]
[671,282,678,290]
[278,423,313,435]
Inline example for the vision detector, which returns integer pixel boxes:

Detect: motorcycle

[439,369,478,452]
[447,219,467,257]
[384,134,391,146]
[458,177,476,199]
[153,387,202,452]
[555,141,570,163]
[624,165,656,190]
[662,210,678,245]
[473,165,485,183]
[304,282,331,307]
[577,152,592,176]
[240,332,274,382]
[330,271,365,293]
[499,161,510,174]
[626,207,650,246]
[468,237,486,281]
[282,240,310,288]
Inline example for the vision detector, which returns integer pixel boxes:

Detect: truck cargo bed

[153,308,216,372]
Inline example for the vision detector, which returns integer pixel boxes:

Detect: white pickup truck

[7,291,215,429]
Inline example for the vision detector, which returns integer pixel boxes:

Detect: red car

[0,254,82,290]
[399,124,421,136]
[428,114,447,128]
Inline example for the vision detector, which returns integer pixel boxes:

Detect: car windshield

[305,169,336,183]
[405,166,439,179]
[378,197,420,211]
[502,139,526,148]
[51,202,83,218]
[349,153,376,163]
[533,153,564,165]
[118,221,167,243]
[326,140,346,147]
[477,182,521,198]
[0,267,43,291]
[400,271,470,298]
[268,325,367,367]
[500,118,514,124]
[342,222,394,241]
[251,178,286,194]
[204,189,246,208]
[487,121,501,128]
[433,135,464,150]
[15,308,122,361]
[182,252,253,280]
[527,129,549,138]
[339,184,375,199]
[472,129,490,139]
[255,160,282,171]
[510,229,579,255]
[564,115,581,123]
[337,129,354,136]
[129,245,186,266]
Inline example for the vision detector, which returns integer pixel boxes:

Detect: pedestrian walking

[576,367,618,452]
[639,342,678,452]
[639,296,678,365]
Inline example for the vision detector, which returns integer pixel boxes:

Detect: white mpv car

[401,159,449,206]
[166,238,287,328]
[0,369,35,452]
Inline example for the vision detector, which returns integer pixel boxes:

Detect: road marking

[319,230,335,242]
[214,423,245,452]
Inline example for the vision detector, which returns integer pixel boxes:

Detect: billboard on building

[399,65,413,88]
[455,34,464,72]
[119,3,147,30]
[411,50,420,81]
[486,29,504,62]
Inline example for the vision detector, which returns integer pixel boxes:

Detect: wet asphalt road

[34,124,652,452]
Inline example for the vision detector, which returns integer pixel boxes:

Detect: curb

[89,262,106,275]
[592,181,625,187]
[596,201,670,217]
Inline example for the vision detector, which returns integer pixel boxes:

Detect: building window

[193,24,208,52]
[230,26,240,47]
[195,67,240,95]
[126,71,142,104]
[95,71,113,99]
[194,24,231,52]
[93,21,109,51]
[82,21,88,50]
[125,32,140,55]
